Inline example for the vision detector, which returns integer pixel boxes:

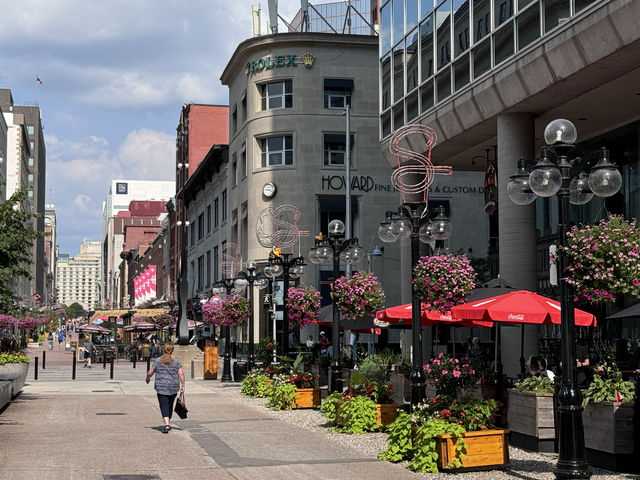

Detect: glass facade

[380,0,602,137]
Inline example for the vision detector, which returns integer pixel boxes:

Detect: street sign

[209,295,222,303]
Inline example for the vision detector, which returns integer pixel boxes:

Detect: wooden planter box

[507,389,555,452]
[294,388,321,409]
[437,428,510,471]
[375,403,399,426]
[583,401,637,473]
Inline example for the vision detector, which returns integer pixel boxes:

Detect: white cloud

[115,129,174,180]
[72,194,92,210]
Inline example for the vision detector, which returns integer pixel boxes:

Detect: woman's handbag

[174,393,188,419]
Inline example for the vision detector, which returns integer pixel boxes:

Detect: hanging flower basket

[0,314,16,330]
[16,317,36,330]
[286,285,320,328]
[153,313,174,329]
[202,295,250,328]
[413,254,475,312]
[333,272,385,321]
[560,215,640,304]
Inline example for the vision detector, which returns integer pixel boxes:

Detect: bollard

[146,357,151,372]
[110,357,114,380]
[34,356,38,381]
[103,352,107,369]
[72,350,76,380]
[191,360,195,379]
[132,355,136,369]
[42,350,46,370]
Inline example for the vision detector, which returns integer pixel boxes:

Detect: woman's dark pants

[157,393,177,419]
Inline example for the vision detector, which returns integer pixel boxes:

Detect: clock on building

[262,182,277,198]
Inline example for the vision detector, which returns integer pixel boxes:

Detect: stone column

[497,113,538,378]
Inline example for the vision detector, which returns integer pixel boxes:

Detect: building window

[261,80,292,110]
[232,104,237,134]
[197,256,204,290]
[260,135,293,167]
[198,213,204,240]
[221,189,227,222]
[241,90,247,122]
[29,141,34,151]
[240,142,247,179]
[28,157,34,167]
[231,153,238,187]
[190,222,196,246]
[206,205,211,233]
[28,190,33,198]
[213,246,219,282]
[323,133,354,166]
[206,250,211,286]
[324,79,353,108]
[27,125,35,135]
[214,197,219,227]
[28,174,34,183]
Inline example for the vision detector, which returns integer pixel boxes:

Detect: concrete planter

[0,362,29,398]
[507,389,555,452]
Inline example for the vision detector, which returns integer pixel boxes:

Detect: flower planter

[375,403,398,426]
[294,387,321,409]
[583,401,637,473]
[507,389,555,452]
[0,362,29,398]
[437,428,510,471]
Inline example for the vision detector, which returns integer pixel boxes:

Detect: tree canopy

[0,187,46,313]
[65,302,87,320]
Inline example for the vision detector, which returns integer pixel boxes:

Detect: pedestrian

[319,331,328,355]
[57,330,64,350]
[47,332,54,350]
[146,342,185,434]
[82,335,95,368]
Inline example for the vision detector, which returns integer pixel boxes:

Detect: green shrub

[515,375,554,394]
[266,383,297,410]
[0,353,29,364]
[320,392,344,423]
[582,362,635,406]
[336,395,378,434]
[240,370,272,398]
[378,411,414,463]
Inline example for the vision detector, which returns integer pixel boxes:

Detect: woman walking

[146,342,185,433]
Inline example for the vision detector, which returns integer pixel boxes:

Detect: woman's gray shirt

[153,357,182,395]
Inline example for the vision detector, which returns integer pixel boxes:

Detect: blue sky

[0,0,300,256]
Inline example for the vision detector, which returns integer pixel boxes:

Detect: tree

[0,187,46,313]
[65,302,86,320]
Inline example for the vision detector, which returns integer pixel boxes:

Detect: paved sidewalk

[0,376,424,480]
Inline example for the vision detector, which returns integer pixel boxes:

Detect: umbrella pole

[520,324,526,381]
[494,324,499,373]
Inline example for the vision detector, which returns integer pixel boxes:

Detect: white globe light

[308,248,322,264]
[529,150,562,197]
[246,259,257,270]
[316,246,333,263]
[255,277,269,289]
[418,222,433,243]
[348,246,364,263]
[588,147,622,198]
[569,174,594,205]
[378,222,398,243]
[544,119,577,145]
[328,219,346,236]
[391,218,412,240]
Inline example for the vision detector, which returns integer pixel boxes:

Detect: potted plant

[255,337,277,367]
[285,285,320,328]
[266,373,298,410]
[201,295,250,328]
[508,375,556,452]
[0,315,29,400]
[413,254,475,312]
[333,272,385,320]
[580,362,636,472]
[345,371,398,426]
[240,368,272,398]
[560,215,640,304]
[290,370,321,408]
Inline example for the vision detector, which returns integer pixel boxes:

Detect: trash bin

[233,361,247,382]
[204,340,218,380]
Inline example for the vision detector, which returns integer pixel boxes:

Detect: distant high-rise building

[44,204,57,305]
[101,180,175,307]
[0,110,7,201]
[0,88,47,307]
[56,240,101,310]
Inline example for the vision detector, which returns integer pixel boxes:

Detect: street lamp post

[263,251,306,359]
[378,204,452,407]
[309,220,364,394]
[507,119,622,480]
[236,260,268,371]
[212,277,247,382]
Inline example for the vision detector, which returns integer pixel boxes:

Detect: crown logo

[302,51,314,68]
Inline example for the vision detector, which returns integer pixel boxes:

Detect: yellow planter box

[294,387,321,408]
[437,428,509,471]
[375,403,399,426]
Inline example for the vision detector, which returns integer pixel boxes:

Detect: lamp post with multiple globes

[235,260,268,371]
[507,118,622,480]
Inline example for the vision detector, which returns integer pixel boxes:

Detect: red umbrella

[123,321,157,332]
[376,303,492,328]
[451,290,597,326]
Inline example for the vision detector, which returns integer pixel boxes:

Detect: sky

[0,0,301,256]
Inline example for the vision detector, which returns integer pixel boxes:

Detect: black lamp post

[309,219,364,394]
[263,251,306,360]
[176,216,191,346]
[507,118,622,480]
[236,260,268,371]
[212,277,247,382]
[378,204,452,407]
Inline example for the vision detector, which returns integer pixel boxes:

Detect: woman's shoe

[163,425,170,434]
